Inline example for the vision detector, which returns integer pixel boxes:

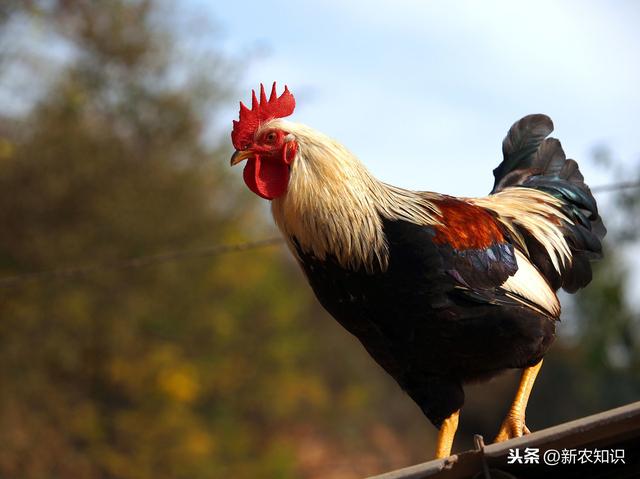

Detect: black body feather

[292,218,556,427]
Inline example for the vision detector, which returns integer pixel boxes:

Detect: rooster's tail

[491,114,606,293]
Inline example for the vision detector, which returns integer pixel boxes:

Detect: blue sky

[206,0,640,197]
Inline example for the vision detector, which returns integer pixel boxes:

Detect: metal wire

[591,181,640,193]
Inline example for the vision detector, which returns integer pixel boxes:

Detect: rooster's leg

[494,360,543,442]
[435,410,459,458]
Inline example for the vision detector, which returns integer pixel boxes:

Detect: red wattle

[243,155,290,200]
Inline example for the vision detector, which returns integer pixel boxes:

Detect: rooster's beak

[230,150,253,166]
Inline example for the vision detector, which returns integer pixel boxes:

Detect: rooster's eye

[265,132,277,143]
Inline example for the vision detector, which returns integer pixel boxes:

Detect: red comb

[231,82,296,150]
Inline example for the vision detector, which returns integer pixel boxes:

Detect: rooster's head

[230,83,297,200]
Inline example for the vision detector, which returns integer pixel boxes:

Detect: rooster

[229,83,605,459]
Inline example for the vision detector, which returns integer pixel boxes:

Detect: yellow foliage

[275,374,330,417]
[0,138,14,160]
[210,356,250,395]
[157,366,200,403]
[183,430,216,458]
[341,384,368,412]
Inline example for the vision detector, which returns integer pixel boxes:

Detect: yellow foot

[495,361,542,443]
[435,410,460,458]
[494,415,531,442]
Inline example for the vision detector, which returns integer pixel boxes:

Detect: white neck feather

[268,120,439,272]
